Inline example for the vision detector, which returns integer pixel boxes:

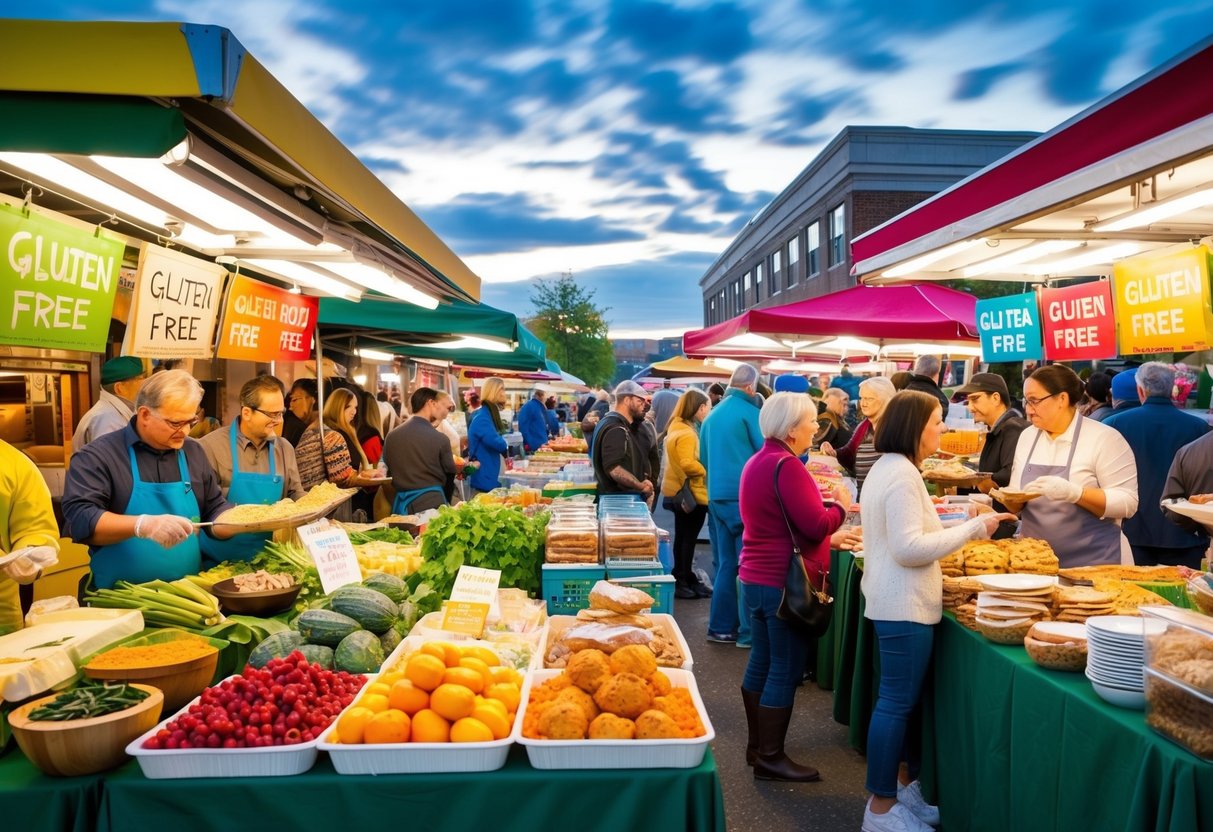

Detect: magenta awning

[683,283,977,358]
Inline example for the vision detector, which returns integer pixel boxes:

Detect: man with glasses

[198,375,304,562]
[955,373,1029,537]
[63,370,237,588]
[591,380,654,502]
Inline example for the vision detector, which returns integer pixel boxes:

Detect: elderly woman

[467,377,510,494]
[860,392,1013,832]
[822,376,897,493]
[1002,364,1138,567]
[738,392,861,783]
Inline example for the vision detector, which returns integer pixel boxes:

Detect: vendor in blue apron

[382,387,457,514]
[62,370,238,589]
[1001,365,1139,567]
[198,375,305,564]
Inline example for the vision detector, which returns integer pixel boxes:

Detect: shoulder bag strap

[772,455,829,591]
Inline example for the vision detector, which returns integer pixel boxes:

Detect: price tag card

[449,565,502,612]
[297,520,362,594]
[441,600,490,637]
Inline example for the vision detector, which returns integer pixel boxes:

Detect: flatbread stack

[975,585,1055,644]
[1054,586,1118,622]
[1005,538,1059,575]
[962,542,1009,576]
[943,575,983,609]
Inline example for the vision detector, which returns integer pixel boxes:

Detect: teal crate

[605,558,664,579]
[542,564,605,615]
[608,574,676,614]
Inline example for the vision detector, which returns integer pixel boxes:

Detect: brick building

[699,126,1038,325]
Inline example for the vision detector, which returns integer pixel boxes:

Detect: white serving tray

[318,672,529,775]
[126,675,328,778]
[516,668,714,770]
[541,613,693,670]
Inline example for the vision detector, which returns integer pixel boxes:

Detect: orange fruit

[405,653,447,691]
[361,693,390,713]
[460,645,501,666]
[475,695,508,717]
[442,666,484,694]
[472,702,511,739]
[335,706,375,744]
[411,709,451,743]
[492,666,522,686]
[458,657,494,690]
[485,682,521,713]
[450,717,495,743]
[365,682,392,698]
[377,670,404,688]
[363,710,410,744]
[430,683,476,721]
[421,641,463,668]
[388,679,430,715]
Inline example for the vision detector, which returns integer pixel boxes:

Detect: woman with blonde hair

[661,388,713,599]
[295,387,384,519]
[467,377,509,494]
[822,376,897,494]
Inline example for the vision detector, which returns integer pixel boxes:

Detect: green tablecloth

[96,746,724,832]
[0,751,103,832]
[825,550,877,752]
[931,618,1213,832]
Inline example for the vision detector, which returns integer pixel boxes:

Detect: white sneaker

[862,798,934,832]
[897,780,941,827]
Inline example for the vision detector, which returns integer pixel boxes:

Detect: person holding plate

[1001,365,1138,567]
[198,374,305,564]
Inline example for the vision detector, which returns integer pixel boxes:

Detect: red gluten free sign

[1041,282,1117,361]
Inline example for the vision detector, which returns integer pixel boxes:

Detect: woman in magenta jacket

[738,392,862,783]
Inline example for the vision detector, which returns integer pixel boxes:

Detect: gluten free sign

[1041,282,1116,361]
[128,244,225,359]
[1114,248,1213,355]
[216,273,317,362]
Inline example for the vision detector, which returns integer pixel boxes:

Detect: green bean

[28,682,150,721]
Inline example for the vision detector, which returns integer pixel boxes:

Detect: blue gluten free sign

[976,292,1043,362]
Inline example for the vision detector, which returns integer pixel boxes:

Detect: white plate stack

[1084,616,1167,709]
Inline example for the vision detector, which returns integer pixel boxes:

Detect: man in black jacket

[905,355,951,413]
[956,373,1029,539]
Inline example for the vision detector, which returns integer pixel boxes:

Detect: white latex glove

[1024,476,1083,503]
[134,514,196,549]
[0,546,58,584]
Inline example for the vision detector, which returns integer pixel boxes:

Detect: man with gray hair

[1105,362,1210,567]
[63,369,237,588]
[700,363,763,645]
[904,355,950,412]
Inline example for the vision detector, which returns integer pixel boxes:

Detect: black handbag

[772,457,834,638]
[674,477,699,513]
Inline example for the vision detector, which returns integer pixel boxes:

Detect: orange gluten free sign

[216,274,317,361]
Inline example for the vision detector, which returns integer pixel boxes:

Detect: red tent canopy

[683,283,978,358]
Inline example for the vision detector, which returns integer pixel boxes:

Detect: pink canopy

[683,283,978,358]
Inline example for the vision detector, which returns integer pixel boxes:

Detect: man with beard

[382,387,457,514]
[591,380,654,504]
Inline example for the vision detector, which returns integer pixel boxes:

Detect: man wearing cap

[73,356,148,453]
[591,380,654,503]
[198,374,305,563]
[1109,368,1142,414]
[958,373,1029,536]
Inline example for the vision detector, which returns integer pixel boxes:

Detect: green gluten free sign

[0,204,123,352]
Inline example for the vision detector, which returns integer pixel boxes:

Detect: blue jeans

[741,582,808,707]
[866,620,934,797]
[707,500,750,641]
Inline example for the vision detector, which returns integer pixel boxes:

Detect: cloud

[657,212,725,234]
[629,70,737,133]
[762,89,849,145]
[413,192,645,256]
[606,0,754,63]
[952,62,1025,101]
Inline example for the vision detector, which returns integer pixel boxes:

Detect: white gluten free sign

[297,520,363,594]
[128,243,225,358]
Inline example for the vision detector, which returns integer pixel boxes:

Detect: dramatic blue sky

[13,2,1213,335]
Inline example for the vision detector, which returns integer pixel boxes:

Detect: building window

[807,222,820,277]
[829,203,846,266]
[733,278,742,312]
[787,237,800,287]
[757,262,770,297]
[750,269,759,299]
[743,271,752,301]
[773,250,782,289]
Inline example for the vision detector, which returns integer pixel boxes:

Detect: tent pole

[315,323,325,441]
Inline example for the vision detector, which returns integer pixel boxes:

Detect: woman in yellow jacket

[0,440,61,634]
[662,389,712,600]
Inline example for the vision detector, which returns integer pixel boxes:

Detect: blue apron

[1019,415,1122,567]
[392,485,446,515]
[91,446,202,589]
[201,427,283,565]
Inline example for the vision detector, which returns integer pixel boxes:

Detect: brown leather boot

[741,687,762,766]
[753,705,821,783]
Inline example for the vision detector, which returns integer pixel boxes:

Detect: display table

[0,745,725,832]
[824,549,877,752]
[931,617,1213,832]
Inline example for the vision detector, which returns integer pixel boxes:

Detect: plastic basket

[542,564,605,615]
[608,573,675,614]
[605,559,664,578]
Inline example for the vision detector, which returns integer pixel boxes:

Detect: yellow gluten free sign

[1114,247,1213,354]
[441,601,490,636]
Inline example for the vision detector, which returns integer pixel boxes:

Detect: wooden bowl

[1024,635,1087,672]
[83,647,218,713]
[208,576,301,617]
[9,683,164,776]
[975,616,1034,645]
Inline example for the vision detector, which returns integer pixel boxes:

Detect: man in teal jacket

[700,363,763,645]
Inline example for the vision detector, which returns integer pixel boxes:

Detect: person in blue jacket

[517,387,550,454]
[467,376,509,493]
[544,397,562,439]
[700,363,764,647]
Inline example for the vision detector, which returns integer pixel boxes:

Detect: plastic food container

[1139,604,1213,757]
[1144,667,1213,759]
[125,676,326,778]
[516,668,713,769]
[546,518,600,565]
[542,613,692,670]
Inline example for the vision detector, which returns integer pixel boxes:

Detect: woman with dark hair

[1002,364,1138,567]
[860,391,1013,832]
[1080,372,1113,422]
[354,388,385,465]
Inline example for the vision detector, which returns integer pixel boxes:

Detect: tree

[528,273,616,387]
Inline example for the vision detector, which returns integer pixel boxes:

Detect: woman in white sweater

[859,391,1013,832]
